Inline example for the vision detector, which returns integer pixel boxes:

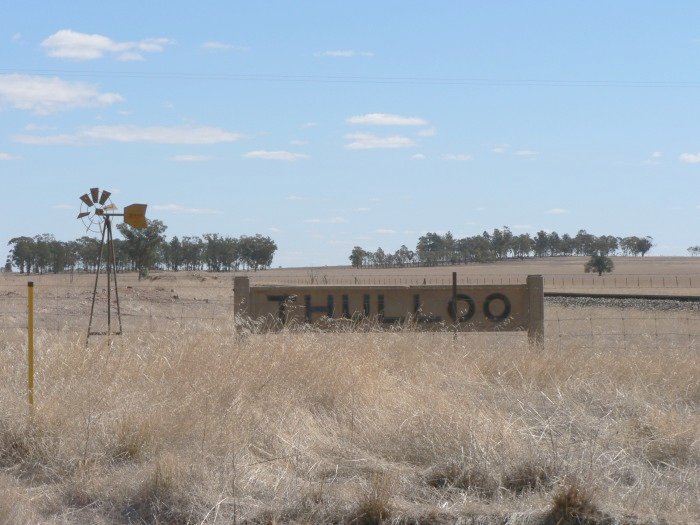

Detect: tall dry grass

[0,324,697,523]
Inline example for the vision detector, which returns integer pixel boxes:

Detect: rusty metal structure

[77,188,147,344]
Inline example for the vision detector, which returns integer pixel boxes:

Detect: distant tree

[490,227,512,259]
[393,245,414,267]
[416,232,444,265]
[559,234,574,256]
[636,236,653,257]
[373,247,387,267]
[220,237,240,271]
[534,230,549,257]
[688,246,700,256]
[584,254,614,276]
[620,236,638,256]
[593,235,619,256]
[574,230,596,256]
[239,234,276,270]
[165,236,184,271]
[4,256,12,272]
[116,219,167,279]
[349,246,367,268]
[182,236,204,270]
[203,233,224,271]
[7,236,35,273]
[511,233,533,259]
[547,231,561,256]
[75,236,102,271]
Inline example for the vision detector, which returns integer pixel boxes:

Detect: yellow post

[27,281,34,409]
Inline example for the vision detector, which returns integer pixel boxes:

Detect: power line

[1,68,699,88]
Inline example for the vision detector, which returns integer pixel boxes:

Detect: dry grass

[0,319,697,524]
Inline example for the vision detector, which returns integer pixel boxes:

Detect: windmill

[77,188,147,343]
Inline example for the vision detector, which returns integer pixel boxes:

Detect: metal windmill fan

[77,187,117,233]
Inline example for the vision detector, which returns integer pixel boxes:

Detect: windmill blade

[98,190,111,205]
[77,211,90,219]
[103,203,117,211]
[80,194,94,207]
[90,187,100,203]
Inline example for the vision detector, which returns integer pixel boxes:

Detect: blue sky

[1,1,699,267]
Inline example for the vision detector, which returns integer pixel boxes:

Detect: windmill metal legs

[86,217,123,345]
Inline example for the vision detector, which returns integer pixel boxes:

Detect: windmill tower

[77,188,147,343]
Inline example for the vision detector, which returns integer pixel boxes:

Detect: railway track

[545,292,700,302]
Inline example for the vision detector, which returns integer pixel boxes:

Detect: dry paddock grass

[0,325,698,524]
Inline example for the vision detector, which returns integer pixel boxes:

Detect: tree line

[688,246,700,256]
[349,228,654,268]
[4,220,278,276]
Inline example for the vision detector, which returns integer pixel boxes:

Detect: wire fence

[243,273,700,289]
[3,271,700,289]
[2,282,699,351]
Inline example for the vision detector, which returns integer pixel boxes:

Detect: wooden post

[27,281,34,409]
[452,272,457,341]
[233,277,250,328]
[527,274,544,348]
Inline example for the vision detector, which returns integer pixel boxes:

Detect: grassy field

[0,260,698,523]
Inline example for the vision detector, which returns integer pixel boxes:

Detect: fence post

[27,281,34,410]
[527,275,544,349]
[234,277,251,327]
[452,272,457,341]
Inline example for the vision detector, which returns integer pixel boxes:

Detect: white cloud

[410,153,426,160]
[286,195,305,201]
[515,149,537,157]
[116,52,144,62]
[304,217,348,224]
[152,204,222,215]
[441,153,472,161]
[269,227,282,233]
[12,33,22,42]
[201,41,250,51]
[169,155,212,162]
[16,125,243,145]
[545,208,568,215]
[13,134,79,145]
[680,152,700,164]
[243,150,309,161]
[347,113,427,126]
[0,152,20,160]
[290,139,308,146]
[344,133,415,150]
[417,126,437,137]
[315,50,373,57]
[492,144,508,153]
[645,151,663,165]
[0,74,122,114]
[24,123,55,131]
[41,29,171,61]
[375,229,396,234]
[300,122,318,129]
[354,207,370,212]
